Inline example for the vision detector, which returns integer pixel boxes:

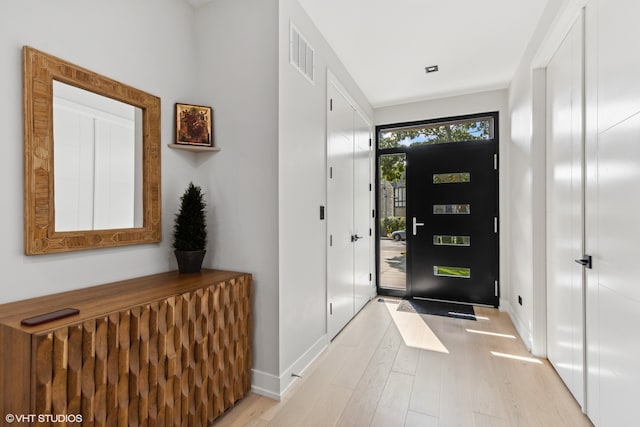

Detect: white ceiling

[298,0,550,107]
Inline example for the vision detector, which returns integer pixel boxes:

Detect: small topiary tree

[173,182,207,251]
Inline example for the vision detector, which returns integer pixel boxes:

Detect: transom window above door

[378,116,494,149]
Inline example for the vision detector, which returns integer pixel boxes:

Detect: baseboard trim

[251,369,281,400]
[279,334,329,397]
[508,308,533,351]
[499,298,511,313]
[250,334,329,401]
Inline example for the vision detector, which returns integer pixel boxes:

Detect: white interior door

[327,82,355,339]
[353,111,372,313]
[586,1,640,424]
[327,77,373,340]
[546,15,585,408]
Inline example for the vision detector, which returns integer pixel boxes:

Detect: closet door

[353,111,372,314]
[546,15,585,408]
[327,82,356,339]
[586,0,640,424]
[327,79,373,340]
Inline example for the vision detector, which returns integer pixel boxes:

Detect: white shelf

[168,144,221,153]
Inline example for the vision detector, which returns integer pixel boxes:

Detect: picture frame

[175,103,213,147]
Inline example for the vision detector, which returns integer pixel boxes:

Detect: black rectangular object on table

[21,308,80,326]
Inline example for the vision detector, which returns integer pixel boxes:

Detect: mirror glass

[53,81,144,231]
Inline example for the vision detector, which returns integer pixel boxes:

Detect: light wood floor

[212,298,593,427]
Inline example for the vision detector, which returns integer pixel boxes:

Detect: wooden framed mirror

[23,46,161,255]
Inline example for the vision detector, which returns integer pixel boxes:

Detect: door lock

[574,255,592,269]
[412,217,424,236]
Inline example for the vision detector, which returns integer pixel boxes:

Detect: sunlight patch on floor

[490,351,543,364]
[383,300,449,353]
[466,329,517,339]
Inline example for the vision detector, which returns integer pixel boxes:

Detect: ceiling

[298,0,550,108]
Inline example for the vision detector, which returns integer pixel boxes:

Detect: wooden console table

[0,269,252,426]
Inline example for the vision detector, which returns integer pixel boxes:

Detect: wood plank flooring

[212,298,593,427]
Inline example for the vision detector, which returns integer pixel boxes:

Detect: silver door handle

[412,217,424,236]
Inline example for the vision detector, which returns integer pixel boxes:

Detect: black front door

[406,140,498,306]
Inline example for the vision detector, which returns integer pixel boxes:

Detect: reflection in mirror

[53,81,143,231]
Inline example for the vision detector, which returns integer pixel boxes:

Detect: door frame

[375,112,500,302]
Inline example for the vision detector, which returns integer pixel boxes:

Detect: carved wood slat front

[30,275,251,426]
[81,319,96,426]
[94,317,108,427]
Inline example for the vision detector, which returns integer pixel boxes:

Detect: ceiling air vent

[290,22,315,84]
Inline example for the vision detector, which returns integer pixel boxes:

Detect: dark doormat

[396,299,476,321]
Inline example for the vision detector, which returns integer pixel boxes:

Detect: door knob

[574,255,592,269]
[412,217,424,236]
[351,234,363,242]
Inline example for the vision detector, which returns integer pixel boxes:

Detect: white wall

[506,0,571,350]
[277,0,373,396]
[375,89,507,127]
[0,0,197,305]
[375,89,510,309]
[191,0,281,397]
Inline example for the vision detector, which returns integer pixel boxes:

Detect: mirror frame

[23,46,161,255]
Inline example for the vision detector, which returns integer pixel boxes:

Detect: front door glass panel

[433,204,471,215]
[378,153,407,291]
[433,235,471,246]
[433,173,471,184]
[434,266,472,279]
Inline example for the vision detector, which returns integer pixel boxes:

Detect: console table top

[0,269,250,333]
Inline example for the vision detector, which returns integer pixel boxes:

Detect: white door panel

[327,78,373,339]
[597,286,640,427]
[327,82,355,339]
[354,111,372,314]
[596,0,640,132]
[546,15,584,408]
[53,108,95,231]
[94,120,136,229]
[592,115,640,425]
[585,0,640,423]
[597,114,640,301]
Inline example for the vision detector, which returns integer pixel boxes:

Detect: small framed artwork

[175,103,213,147]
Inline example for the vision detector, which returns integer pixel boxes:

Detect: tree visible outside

[380,216,406,237]
[379,119,491,150]
[378,119,490,183]
[379,155,405,186]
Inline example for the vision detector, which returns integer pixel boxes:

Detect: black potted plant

[173,182,207,273]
